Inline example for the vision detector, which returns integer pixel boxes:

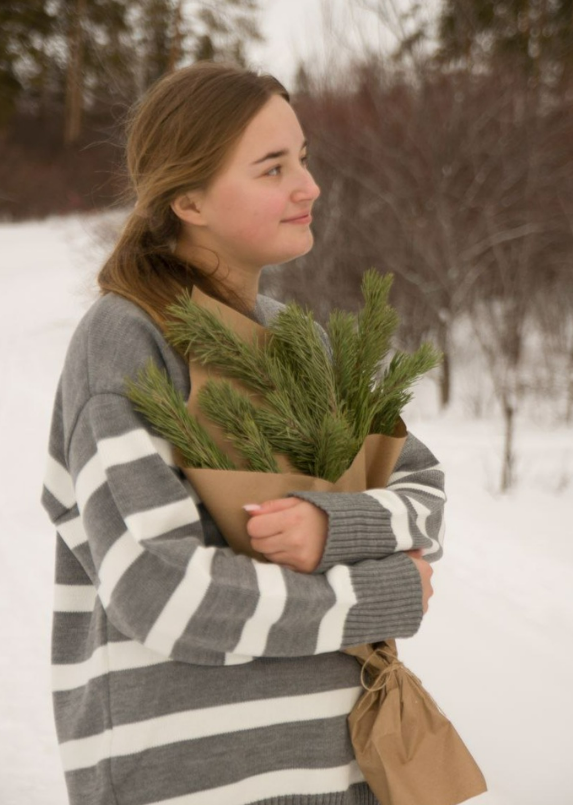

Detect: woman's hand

[406,549,433,613]
[244,498,328,573]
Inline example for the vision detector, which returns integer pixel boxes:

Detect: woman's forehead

[233,96,306,163]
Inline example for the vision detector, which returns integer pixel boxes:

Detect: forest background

[2,0,573,491]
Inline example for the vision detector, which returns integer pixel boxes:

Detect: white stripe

[58,514,87,549]
[75,436,180,517]
[155,762,365,805]
[54,584,97,613]
[97,531,144,609]
[44,455,75,510]
[389,463,444,484]
[363,489,414,550]
[229,563,287,658]
[98,429,175,470]
[60,687,363,772]
[404,495,431,538]
[315,565,357,654]
[125,497,200,542]
[224,653,254,665]
[388,481,446,500]
[75,453,105,512]
[144,547,215,656]
[52,640,169,692]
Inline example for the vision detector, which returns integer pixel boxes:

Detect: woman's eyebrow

[251,139,308,165]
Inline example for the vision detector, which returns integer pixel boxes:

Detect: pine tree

[437,0,573,81]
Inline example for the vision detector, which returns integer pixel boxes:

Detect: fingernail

[242,504,262,512]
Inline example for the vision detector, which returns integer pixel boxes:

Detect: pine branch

[352,270,400,440]
[313,412,362,482]
[327,309,359,415]
[165,293,273,396]
[198,380,280,473]
[371,343,442,434]
[267,303,338,429]
[125,360,236,470]
[252,399,318,474]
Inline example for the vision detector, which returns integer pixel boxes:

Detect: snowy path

[1,215,572,804]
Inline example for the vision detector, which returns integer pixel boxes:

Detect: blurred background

[1,2,572,804]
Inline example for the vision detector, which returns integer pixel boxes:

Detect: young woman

[42,62,444,805]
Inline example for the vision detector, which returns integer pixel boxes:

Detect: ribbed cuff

[288,491,398,573]
[342,553,423,646]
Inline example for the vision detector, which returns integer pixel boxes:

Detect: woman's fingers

[243,497,300,515]
[245,498,328,574]
[407,552,434,614]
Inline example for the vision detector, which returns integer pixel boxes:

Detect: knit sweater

[41,292,445,805]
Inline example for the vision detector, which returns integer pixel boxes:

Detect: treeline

[266,0,573,490]
[0,0,261,218]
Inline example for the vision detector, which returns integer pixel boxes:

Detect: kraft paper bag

[177,286,487,805]
[346,641,488,805]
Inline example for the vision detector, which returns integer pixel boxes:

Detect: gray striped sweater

[41,292,445,805]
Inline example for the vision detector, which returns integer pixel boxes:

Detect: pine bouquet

[126,271,440,558]
[126,270,487,805]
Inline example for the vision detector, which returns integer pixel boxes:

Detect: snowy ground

[1,214,572,805]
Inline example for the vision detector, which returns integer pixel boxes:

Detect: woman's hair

[98,61,289,326]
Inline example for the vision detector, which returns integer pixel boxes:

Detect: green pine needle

[198,380,280,473]
[371,343,442,434]
[165,293,273,396]
[125,360,236,470]
[267,303,338,429]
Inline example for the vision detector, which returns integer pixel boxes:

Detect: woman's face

[176,94,321,277]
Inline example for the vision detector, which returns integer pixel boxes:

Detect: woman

[42,62,443,805]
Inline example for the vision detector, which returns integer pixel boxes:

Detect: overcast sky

[249,0,415,89]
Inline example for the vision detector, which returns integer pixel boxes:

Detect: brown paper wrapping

[178,286,487,805]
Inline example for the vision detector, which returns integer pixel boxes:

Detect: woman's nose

[293,167,321,202]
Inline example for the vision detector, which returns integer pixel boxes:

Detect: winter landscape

[1,212,572,805]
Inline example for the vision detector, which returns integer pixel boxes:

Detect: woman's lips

[282,213,312,224]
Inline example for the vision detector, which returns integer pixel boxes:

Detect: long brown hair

[98,62,289,326]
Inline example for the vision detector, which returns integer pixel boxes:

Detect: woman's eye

[265,156,309,177]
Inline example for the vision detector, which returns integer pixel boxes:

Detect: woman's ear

[171,192,206,226]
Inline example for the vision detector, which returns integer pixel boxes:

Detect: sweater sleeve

[57,389,424,666]
[289,432,445,574]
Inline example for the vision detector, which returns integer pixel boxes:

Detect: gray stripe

[52,600,110,664]
[53,682,113,744]
[54,529,91,584]
[107,455,190,516]
[106,651,362,727]
[266,567,335,656]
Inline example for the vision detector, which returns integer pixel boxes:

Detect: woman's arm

[45,389,424,667]
[247,432,445,574]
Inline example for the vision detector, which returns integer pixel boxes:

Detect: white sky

[249,0,417,89]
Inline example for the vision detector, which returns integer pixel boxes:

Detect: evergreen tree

[437,0,573,83]
[0,1,57,124]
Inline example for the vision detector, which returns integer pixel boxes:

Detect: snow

[1,213,572,805]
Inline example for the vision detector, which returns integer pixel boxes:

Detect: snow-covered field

[1,214,572,805]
